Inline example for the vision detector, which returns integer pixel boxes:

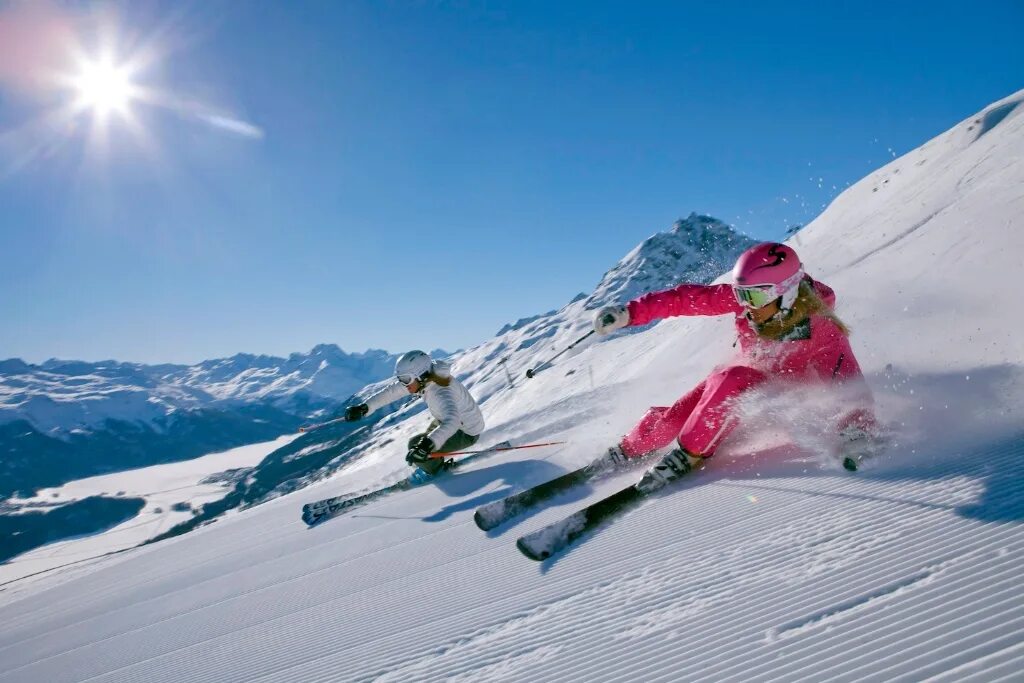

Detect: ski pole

[299,416,348,432]
[430,440,566,458]
[525,330,595,379]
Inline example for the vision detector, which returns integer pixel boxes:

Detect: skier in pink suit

[593,242,876,492]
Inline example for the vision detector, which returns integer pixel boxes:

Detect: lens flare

[72,56,137,119]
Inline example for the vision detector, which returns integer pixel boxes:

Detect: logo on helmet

[753,245,787,270]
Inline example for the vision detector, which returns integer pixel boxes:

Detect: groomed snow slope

[0,91,1022,682]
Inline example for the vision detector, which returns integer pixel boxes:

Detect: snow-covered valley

[0,435,298,585]
[0,346,408,499]
[0,90,1021,682]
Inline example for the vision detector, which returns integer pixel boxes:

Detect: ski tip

[474,508,503,532]
[473,510,492,532]
[516,537,551,562]
[301,504,326,527]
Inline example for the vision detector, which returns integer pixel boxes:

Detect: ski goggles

[733,268,805,309]
[733,284,779,309]
[396,373,424,386]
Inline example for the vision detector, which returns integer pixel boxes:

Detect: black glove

[405,435,436,464]
[345,403,369,422]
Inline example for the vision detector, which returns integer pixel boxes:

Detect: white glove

[593,305,630,336]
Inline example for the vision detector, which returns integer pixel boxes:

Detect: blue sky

[1,0,1022,364]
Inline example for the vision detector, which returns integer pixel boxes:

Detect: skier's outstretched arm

[629,283,741,324]
[594,283,742,335]
[360,381,410,418]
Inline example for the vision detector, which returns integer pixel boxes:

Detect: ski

[301,479,411,526]
[301,440,511,527]
[515,449,702,561]
[474,457,615,531]
[515,483,648,561]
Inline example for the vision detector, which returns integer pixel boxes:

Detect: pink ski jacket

[626,279,865,385]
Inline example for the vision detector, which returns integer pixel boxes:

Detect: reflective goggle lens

[397,374,415,385]
[734,285,776,309]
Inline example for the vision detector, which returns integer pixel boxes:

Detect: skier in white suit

[344,350,486,477]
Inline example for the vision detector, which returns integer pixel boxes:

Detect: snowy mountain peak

[451,213,756,407]
[301,343,348,360]
[671,211,731,235]
[586,213,756,308]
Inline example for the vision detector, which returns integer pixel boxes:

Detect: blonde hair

[754,280,850,340]
[424,371,451,387]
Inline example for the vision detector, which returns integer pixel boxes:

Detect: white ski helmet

[395,350,433,385]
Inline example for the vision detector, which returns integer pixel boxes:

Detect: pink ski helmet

[732,242,804,309]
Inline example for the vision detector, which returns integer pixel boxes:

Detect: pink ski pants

[620,365,767,458]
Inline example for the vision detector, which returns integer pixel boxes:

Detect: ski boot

[409,456,453,485]
[636,448,703,493]
[590,444,631,473]
[839,426,884,472]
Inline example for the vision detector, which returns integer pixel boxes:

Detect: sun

[71,56,138,120]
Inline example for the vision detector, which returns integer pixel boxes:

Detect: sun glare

[72,57,137,119]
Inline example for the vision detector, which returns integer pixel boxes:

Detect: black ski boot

[636,448,703,493]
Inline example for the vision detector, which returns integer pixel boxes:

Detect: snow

[0,91,1022,682]
[0,435,297,588]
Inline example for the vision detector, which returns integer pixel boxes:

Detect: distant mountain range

[0,346,424,496]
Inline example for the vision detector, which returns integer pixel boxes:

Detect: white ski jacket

[363,360,485,448]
